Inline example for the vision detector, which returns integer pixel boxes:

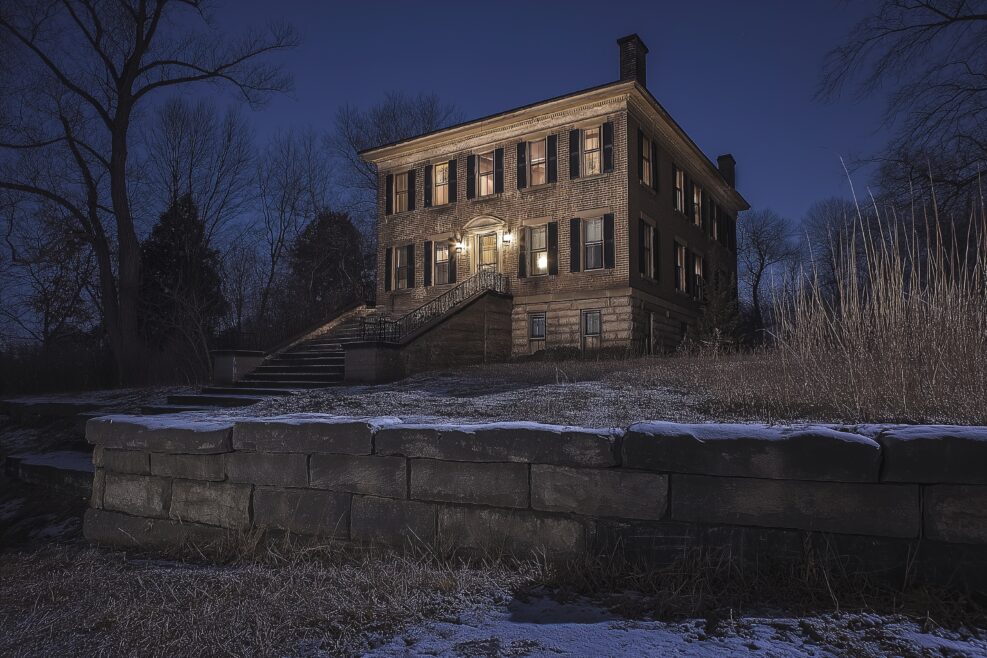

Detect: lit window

[477,151,494,197]
[693,183,703,227]
[434,242,449,285]
[674,167,685,214]
[529,139,546,186]
[395,246,409,289]
[529,225,548,276]
[583,126,601,176]
[584,217,603,270]
[711,204,719,241]
[642,136,652,186]
[394,173,408,213]
[675,243,687,293]
[642,222,654,279]
[529,312,546,354]
[433,162,449,206]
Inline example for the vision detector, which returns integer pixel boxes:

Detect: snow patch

[629,421,879,448]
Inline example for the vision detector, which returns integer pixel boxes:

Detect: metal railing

[360,270,510,344]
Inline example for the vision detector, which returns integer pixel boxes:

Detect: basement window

[529,312,546,353]
[581,309,601,352]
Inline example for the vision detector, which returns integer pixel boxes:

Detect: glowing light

[502,232,513,245]
[537,252,548,271]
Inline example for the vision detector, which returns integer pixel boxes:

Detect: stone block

[233,415,400,454]
[376,422,619,467]
[90,468,105,509]
[84,509,228,550]
[351,495,436,545]
[253,487,350,537]
[225,452,307,487]
[103,473,171,518]
[87,415,232,454]
[92,446,103,467]
[924,485,987,545]
[623,422,880,482]
[671,474,920,538]
[170,480,251,529]
[310,454,406,498]
[438,506,585,555]
[531,465,667,520]
[410,459,529,508]
[102,448,150,475]
[150,453,226,481]
[878,426,987,484]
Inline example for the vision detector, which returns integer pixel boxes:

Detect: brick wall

[84,414,987,588]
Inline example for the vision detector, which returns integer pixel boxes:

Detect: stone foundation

[83,416,987,590]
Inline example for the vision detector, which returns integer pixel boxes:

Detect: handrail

[264,301,366,355]
[360,270,510,344]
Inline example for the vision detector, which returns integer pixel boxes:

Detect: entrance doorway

[478,232,498,272]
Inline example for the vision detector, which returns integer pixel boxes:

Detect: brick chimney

[717,154,736,187]
[617,34,648,87]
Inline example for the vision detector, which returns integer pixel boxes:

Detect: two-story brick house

[360,34,749,358]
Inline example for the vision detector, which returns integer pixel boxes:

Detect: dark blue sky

[228,0,888,222]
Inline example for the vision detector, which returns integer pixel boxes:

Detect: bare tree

[0,1,296,383]
[737,209,800,341]
[254,129,332,327]
[329,91,460,217]
[145,97,255,245]
[818,1,987,216]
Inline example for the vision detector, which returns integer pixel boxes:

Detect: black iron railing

[360,270,510,344]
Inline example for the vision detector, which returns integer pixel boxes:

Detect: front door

[478,232,498,272]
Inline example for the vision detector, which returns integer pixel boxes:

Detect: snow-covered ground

[366,596,987,658]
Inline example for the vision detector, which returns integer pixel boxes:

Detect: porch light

[455,241,466,254]
[502,232,513,245]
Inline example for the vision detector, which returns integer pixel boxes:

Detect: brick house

[360,34,749,358]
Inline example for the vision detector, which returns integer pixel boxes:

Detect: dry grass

[0,542,537,657]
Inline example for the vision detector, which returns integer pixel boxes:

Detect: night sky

[227,0,890,223]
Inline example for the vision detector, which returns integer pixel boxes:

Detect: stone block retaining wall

[83,415,987,588]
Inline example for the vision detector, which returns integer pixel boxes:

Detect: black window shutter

[423,240,433,287]
[686,251,695,295]
[686,177,693,218]
[602,121,614,173]
[547,134,558,183]
[494,148,504,193]
[637,129,644,181]
[407,244,416,289]
[424,165,432,208]
[407,169,416,210]
[385,174,393,215]
[638,221,646,275]
[518,228,527,278]
[569,217,581,272]
[384,247,392,291]
[653,228,660,282]
[568,129,580,179]
[671,165,678,209]
[516,141,527,189]
[448,238,457,284]
[603,213,615,269]
[466,155,476,200]
[547,221,559,275]
[650,142,659,191]
[447,159,457,202]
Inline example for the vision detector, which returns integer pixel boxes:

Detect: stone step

[200,386,301,397]
[166,394,266,408]
[233,379,340,389]
[264,356,345,366]
[141,404,213,415]
[252,364,344,374]
[4,451,94,495]
[243,373,343,383]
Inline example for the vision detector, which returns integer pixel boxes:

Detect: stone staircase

[143,309,380,414]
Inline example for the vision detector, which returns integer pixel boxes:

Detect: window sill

[638,181,658,196]
[471,192,504,202]
[390,287,414,295]
[521,182,555,193]
[574,172,611,183]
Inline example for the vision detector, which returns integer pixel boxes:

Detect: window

[394,173,408,213]
[711,204,719,241]
[583,126,601,176]
[641,136,652,186]
[395,246,409,290]
[477,151,494,197]
[674,167,685,214]
[529,313,546,353]
[478,232,498,272]
[675,243,687,293]
[642,222,655,279]
[529,225,548,276]
[433,162,449,206]
[581,309,602,351]
[692,183,703,227]
[584,217,604,270]
[434,242,450,285]
[528,139,546,186]
[694,253,705,300]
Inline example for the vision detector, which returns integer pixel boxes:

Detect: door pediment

[463,215,506,232]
